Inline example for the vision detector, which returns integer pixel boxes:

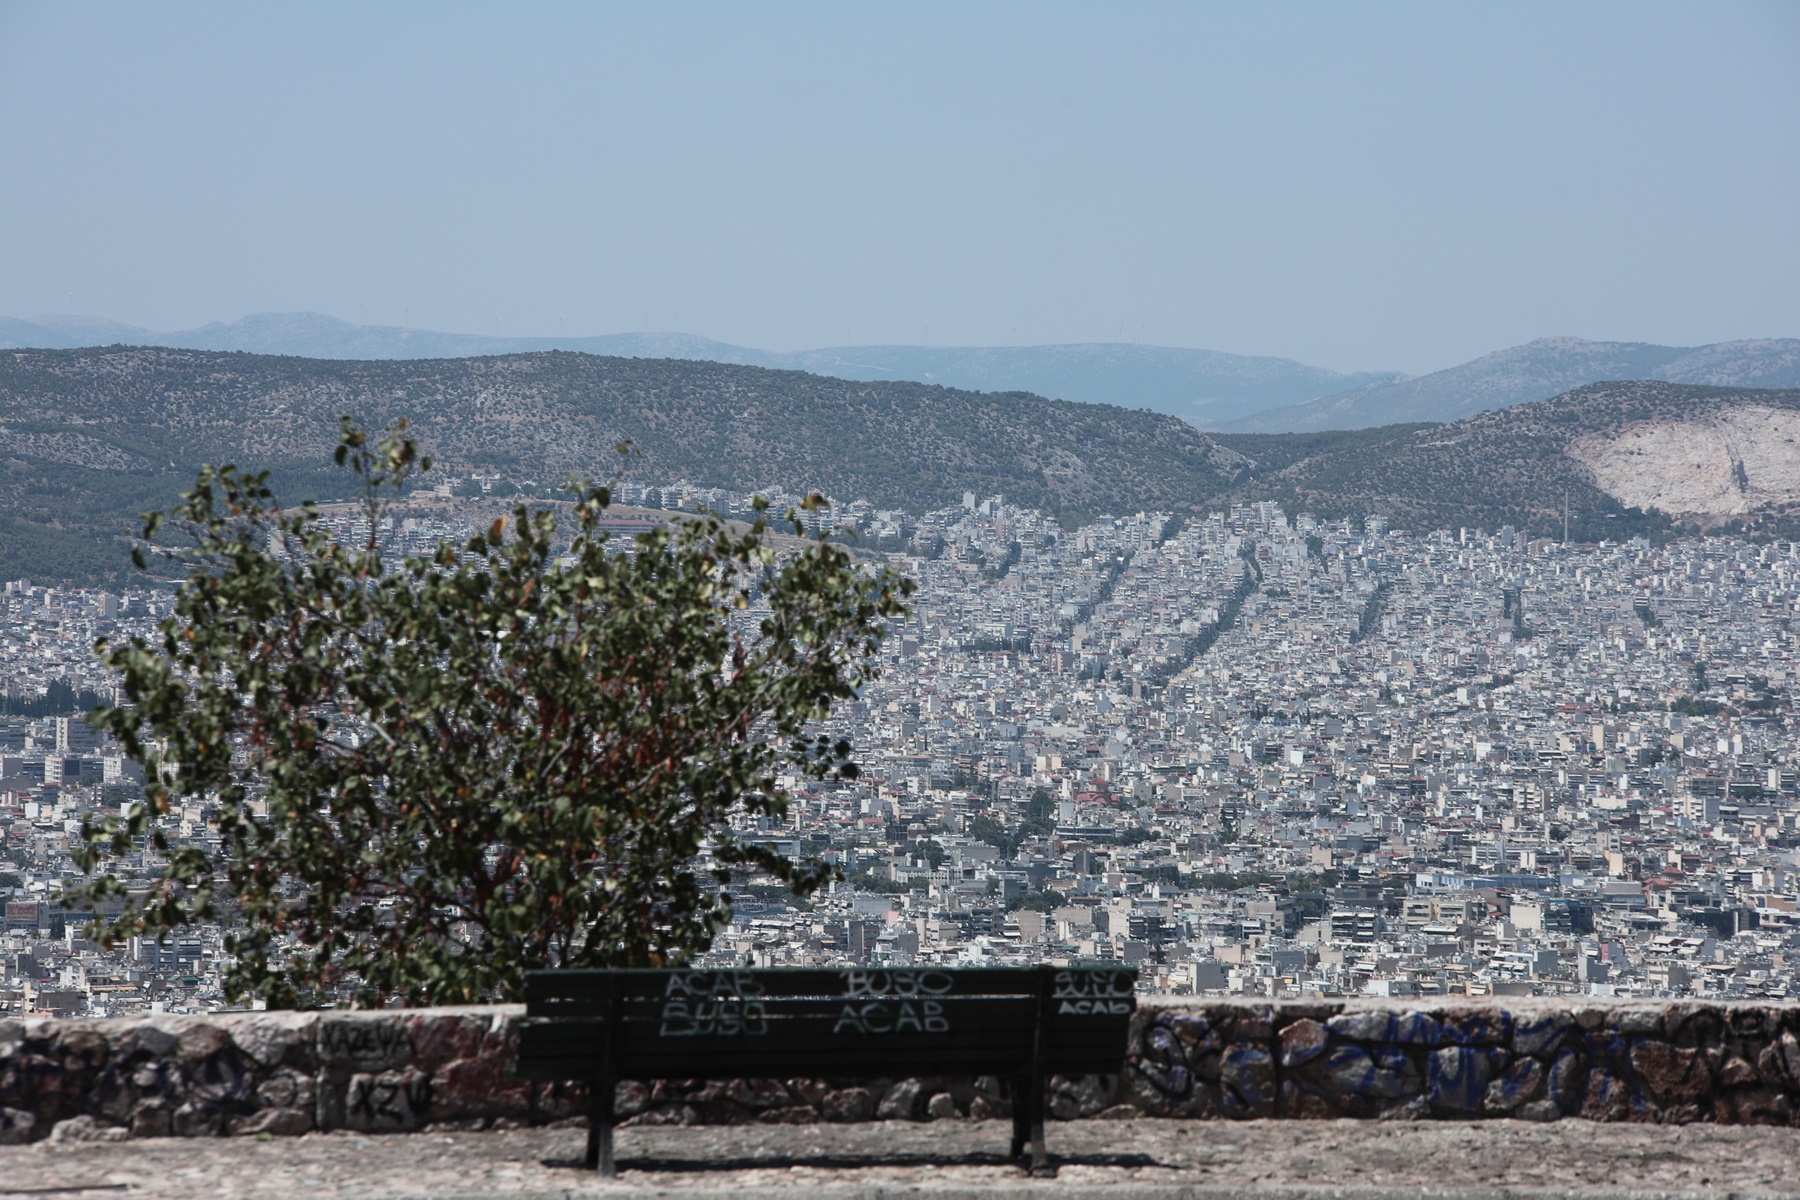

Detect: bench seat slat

[515,966,1138,1093]
[526,966,1137,1006]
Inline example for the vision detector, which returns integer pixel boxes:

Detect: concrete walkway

[0,1118,1795,1200]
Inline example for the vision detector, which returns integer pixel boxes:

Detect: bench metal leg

[587,1075,616,1175]
[1009,1076,1029,1159]
[1024,965,1053,1175]
[589,976,620,1176]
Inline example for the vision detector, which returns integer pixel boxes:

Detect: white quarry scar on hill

[1568,404,1800,516]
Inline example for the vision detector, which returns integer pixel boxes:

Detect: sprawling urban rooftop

[5,481,1798,1013]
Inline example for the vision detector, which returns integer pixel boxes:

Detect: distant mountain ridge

[1221,336,1800,432]
[9,343,1800,584]
[0,345,1253,583]
[1219,380,1800,542]
[12,314,1795,433]
[0,312,1390,427]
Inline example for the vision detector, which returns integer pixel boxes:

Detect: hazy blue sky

[2,2,1796,373]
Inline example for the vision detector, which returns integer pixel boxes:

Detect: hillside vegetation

[1236,381,1800,541]
[9,349,1800,585]
[0,313,1396,426]
[1223,337,1800,432]
[0,346,1249,582]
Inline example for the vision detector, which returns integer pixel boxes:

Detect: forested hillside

[12,349,1800,586]
[0,347,1250,582]
[1223,381,1800,541]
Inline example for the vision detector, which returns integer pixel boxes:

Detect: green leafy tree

[1018,787,1059,839]
[911,838,947,869]
[1004,888,1066,913]
[967,814,1017,858]
[69,420,912,1007]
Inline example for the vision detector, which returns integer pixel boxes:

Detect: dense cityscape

[5,480,1800,1015]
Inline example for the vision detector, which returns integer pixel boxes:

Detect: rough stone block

[341,1068,431,1132]
[1513,1012,1573,1058]
[431,1057,530,1120]
[49,1115,127,1143]
[190,1054,253,1106]
[1278,1018,1328,1068]
[228,1012,316,1070]
[171,1100,224,1137]
[1277,1080,1333,1119]
[926,1091,958,1120]
[1605,1008,1664,1037]
[1325,1012,1393,1042]
[1716,1087,1791,1125]
[1429,1046,1503,1113]
[615,1080,650,1118]
[1580,1070,1634,1123]
[1327,1010,1440,1046]
[228,1106,313,1137]
[57,1028,110,1076]
[1377,1096,1430,1121]
[1218,1044,1275,1118]
[1322,1044,1414,1103]
[129,1098,173,1138]
[1483,1056,1544,1113]
[86,1064,135,1123]
[821,1086,876,1122]
[1,1053,76,1117]
[726,1078,792,1109]
[1227,1006,1274,1042]
[254,1068,315,1112]
[111,1022,179,1063]
[1780,1030,1800,1087]
[0,1106,35,1145]
[1719,1057,1758,1089]
[757,1105,821,1124]
[786,1077,830,1106]
[1157,1012,1218,1055]
[1630,1040,1711,1107]
[317,1016,410,1073]
[402,1013,486,1072]
[1728,1007,1776,1040]
[176,1024,229,1064]
[1437,1007,1510,1047]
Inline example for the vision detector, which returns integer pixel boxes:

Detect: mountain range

[0,346,1251,583]
[7,343,1800,585]
[0,313,1390,428]
[1219,380,1800,543]
[1220,336,1800,432]
[6,313,1797,433]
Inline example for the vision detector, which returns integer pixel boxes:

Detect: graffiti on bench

[653,968,1131,1038]
[832,998,952,1035]
[1053,968,1135,1015]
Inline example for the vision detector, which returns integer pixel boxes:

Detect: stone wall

[3,998,1799,1142]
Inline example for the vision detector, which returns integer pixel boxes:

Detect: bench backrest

[517,965,1137,1082]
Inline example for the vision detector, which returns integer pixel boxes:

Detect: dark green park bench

[515,964,1138,1175]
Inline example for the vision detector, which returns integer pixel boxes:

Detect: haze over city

[10,5,1800,1187]
[2,2,1797,373]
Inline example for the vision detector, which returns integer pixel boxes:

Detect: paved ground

[2,1118,1798,1200]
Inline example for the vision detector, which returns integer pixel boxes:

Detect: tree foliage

[68,420,912,1007]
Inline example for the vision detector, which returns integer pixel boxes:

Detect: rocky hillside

[1223,337,1800,432]
[1219,380,1800,540]
[0,312,1392,427]
[0,346,1251,583]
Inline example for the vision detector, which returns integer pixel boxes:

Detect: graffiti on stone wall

[7,1002,1800,1142]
